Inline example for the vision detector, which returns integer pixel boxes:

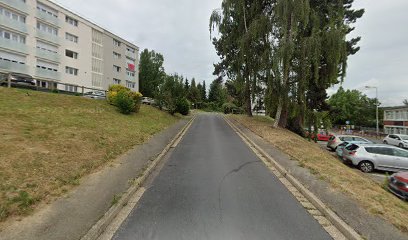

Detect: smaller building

[383,106,408,135]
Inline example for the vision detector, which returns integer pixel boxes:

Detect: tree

[403,99,408,106]
[188,78,201,108]
[328,87,379,127]
[208,77,227,107]
[155,74,187,115]
[139,49,165,98]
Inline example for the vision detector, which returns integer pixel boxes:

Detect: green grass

[0,87,180,222]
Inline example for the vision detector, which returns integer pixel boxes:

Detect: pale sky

[54,0,407,107]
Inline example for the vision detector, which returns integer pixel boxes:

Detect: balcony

[0,15,28,33]
[35,68,61,81]
[0,37,28,54]
[125,74,135,82]
[36,11,61,26]
[0,59,29,74]
[125,51,136,60]
[36,31,60,45]
[0,0,28,13]
[36,49,60,63]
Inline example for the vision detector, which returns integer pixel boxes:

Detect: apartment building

[383,106,408,135]
[0,0,139,92]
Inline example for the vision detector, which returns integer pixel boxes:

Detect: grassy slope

[0,87,179,221]
[229,115,408,233]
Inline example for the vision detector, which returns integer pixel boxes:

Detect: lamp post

[365,86,379,136]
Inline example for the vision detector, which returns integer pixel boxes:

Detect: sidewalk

[0,119,189,240]
[229,118,408,240]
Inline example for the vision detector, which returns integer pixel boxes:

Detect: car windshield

[400,135,408,140]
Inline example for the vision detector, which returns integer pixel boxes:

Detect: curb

[224,116,362,240]
[81,116,196,240]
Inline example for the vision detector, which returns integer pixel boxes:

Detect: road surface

[113,114,331,240]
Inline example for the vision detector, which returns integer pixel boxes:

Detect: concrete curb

[224,116,362,240]
[81,116,196,240]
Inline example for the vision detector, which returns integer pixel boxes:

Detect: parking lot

[317,141,388,184]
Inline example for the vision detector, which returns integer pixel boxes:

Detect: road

[112,114,331,240]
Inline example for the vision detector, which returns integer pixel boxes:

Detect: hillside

[0,87,180,222]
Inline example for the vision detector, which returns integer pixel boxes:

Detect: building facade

[383,106,408,135]
[0,0,139,92]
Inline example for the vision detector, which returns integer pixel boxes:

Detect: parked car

[327,135,371,151]
[0,73,35,86]
[141,97,155,105]
[342,144,408,173]
[335,141,373,157]
[383,134,408,149]
[388,172,408,200]
[305,129,332,141]
[83,91,106,99]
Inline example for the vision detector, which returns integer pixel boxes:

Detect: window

[113,78,121,84]
[113,52,121,59]
[126,81,135,89]
[113,65,121,73]
[65,85,78,92]
[37,60,58,72]
[37,40,58,53]
[37,21,58,36]
[65,66,78,76]
[65,16,78,27]
[0,7,26,23]
[37,2,58,18]
[126,47,135,53]
[65,49,78,59]
[126,70,135,77]
[113,39,121,47]
[0,28,26,43]
[65,33,78,43]
[0,51,26,65]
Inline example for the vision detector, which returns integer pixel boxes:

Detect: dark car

[0,73,35,86]
[388,172,408,200]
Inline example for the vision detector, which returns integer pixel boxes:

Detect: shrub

[114,90,135,114]
[107,84,130,104]
[176,98,190,116]
[129,91,143,113]
[222,103,237,114]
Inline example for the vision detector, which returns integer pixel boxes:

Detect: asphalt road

[113,114,331,240]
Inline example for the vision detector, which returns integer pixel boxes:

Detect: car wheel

[358,161,374,173]
[399,143,404,148]
[383,140,388,144]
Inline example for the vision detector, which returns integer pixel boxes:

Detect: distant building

[0,0,139,92]
[383,106,408,135]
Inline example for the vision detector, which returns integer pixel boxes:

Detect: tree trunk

[245,76,252,117]
[273,100,282,128]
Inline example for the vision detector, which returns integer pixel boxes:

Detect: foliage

[139,49,166,98]
[222,102,243,114]
[404,99,408,106]
[108,84,143,114]
[208,77,227,108]
[328,87,380,127]
[210,0,364,134]
[114,90,136,114]
[176,98,190,116]
[155,74,187,115]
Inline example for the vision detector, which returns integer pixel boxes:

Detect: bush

[107,85,130,104]
[223,103,237,114]
[176,98,190,116]
[129,91,143,113]
[114,90,135,114]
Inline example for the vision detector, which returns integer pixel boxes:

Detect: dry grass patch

[229,114,408,233]
[0,88,180,223]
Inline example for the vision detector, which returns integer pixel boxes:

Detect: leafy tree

[208,77,227,108]
[155,74,187,115]
[328,87,379,127]
[139,49,165,98]
[188,78,201,108]
[403,99,408,106]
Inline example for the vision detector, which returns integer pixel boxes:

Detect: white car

[141,97,155,105]
[327,135,372,151]
[83,91,106,100]
[383,134,408,149]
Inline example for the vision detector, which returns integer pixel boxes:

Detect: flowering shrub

[107,84,143,114]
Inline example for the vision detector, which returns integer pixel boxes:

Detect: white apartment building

[383,106,408,135]
[0,0,139,92]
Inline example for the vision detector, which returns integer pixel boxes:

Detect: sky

[54,0,407,107]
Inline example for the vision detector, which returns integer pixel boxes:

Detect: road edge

[224,116,362,240]
[80,116,196,240]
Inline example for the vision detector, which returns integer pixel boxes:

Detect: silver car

[342,144,408,173]
[383,134,408,149]
[327,135,371,151]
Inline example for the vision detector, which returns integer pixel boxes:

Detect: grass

[229,114,408,233]
[0,87,180,223]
